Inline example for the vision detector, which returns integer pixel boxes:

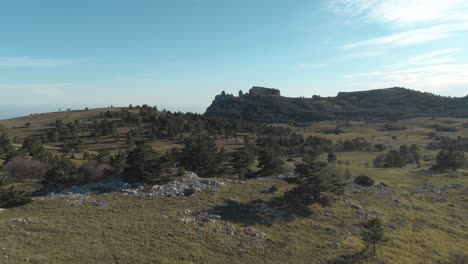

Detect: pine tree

[180,135,225,177]
[0,131,13,157]
[285,153,346,204]
[124,143,174,184]
[361,217,385,256]
[433,148,465,171]
[257,147,284,176]
[231,146,255,180]
[327,152,337,164]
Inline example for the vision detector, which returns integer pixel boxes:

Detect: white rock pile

[149,172,224,197]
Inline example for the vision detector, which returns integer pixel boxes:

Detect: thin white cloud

[329,0,468,49]
[341,22,468,49]
[328,0,468,27]
[345,50,468,93]
[0,56,86,68]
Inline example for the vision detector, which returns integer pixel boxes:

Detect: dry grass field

[0,111,467,263]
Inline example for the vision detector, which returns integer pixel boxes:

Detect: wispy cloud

[328,0,468,49]
[341,22,468,49]
[328,0,468,27]
[0,56,86,68]
[345,49,468,93]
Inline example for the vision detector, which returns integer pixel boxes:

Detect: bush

[184,188,196,197]
[354,174,375,186]
[80,161,113,183]
[432,148,465,172]
[43,158,84,190]
[0,173,8,186]
[270,184,279,193]
[2,157,46,181]
[124,143,174,185]
[0,186,32,208]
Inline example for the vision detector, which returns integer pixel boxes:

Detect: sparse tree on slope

[285,153,346,205]
[257,147,284,176]
[124,143,174,185]
[361,217,386,256]
[432,148,465,171]
[180,135,225,177]
[231,145,255,180]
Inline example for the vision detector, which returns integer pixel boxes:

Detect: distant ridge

[205,87,468,122]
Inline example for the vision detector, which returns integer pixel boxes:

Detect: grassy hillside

[0,111,467,263]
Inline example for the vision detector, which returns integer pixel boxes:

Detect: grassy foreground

[0,173,467,263]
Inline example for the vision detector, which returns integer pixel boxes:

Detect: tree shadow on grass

[206,196,313,227]
[327,252,384,264]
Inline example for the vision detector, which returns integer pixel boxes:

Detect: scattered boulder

[197,212,222,224]
[63,196,108,208]
[374,182,395,196]
[12,217,31,223]
[244,227,267,238]
[226,225,235,236]
[412,185,447,202]
[178,209,191,215]
[253,231,267,238]
[323,212,334,217]
[178,217,195,224]
[332,241,342,248]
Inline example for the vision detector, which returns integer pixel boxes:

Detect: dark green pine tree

[180,135,225,177]
[257,147,284,176]
[0,131,13,157]
[124,143,174,185]
[231,145,256,180]
[327,152,337,164]
[285,153,346,204]
[432,147,465,171]
[361,217,386,256]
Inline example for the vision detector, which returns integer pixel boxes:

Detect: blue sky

[1,0,467,112]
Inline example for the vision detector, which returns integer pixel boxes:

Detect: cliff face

[249,86,281,96]
[205,87,468,122]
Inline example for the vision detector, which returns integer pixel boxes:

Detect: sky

[1,0,468,113]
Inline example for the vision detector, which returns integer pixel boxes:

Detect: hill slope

[205,87,468,122]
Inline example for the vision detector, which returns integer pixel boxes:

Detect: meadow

[0,110,467,264]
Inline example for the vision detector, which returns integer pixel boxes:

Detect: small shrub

[1,157,46,181]
[80,161,113,183]
[0,186,32,208]
[184,188,196,197]
[270,184,279,193]
[0,172,8,186]
[354,174,375,186]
